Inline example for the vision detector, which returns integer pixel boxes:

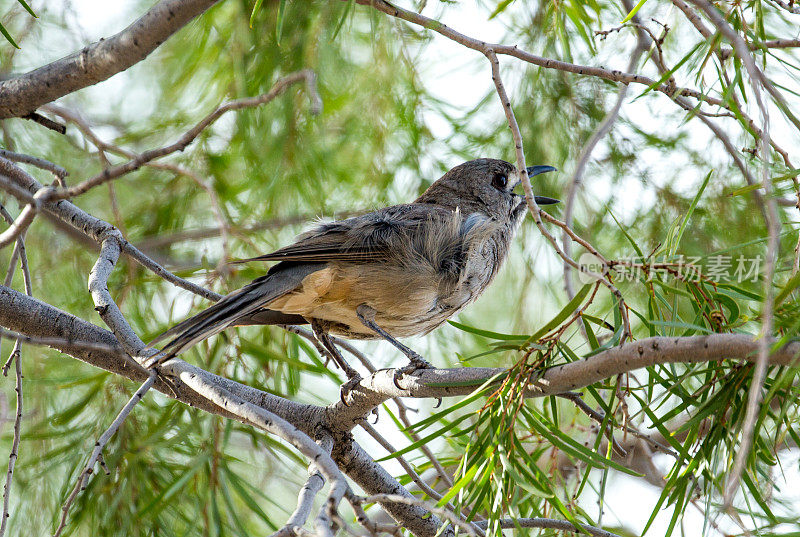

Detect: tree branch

[0,0,220,119]
[355,0,728,111]
[53,372,158,537]
[47,70,321,201]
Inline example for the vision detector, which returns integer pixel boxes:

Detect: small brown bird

[152,159,557,388]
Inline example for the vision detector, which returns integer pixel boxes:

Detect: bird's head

[415,158,558,221]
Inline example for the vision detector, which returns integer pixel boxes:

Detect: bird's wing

[232,204,455,265]
[150,263,319,359]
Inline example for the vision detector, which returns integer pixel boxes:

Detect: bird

[150,158,558,396]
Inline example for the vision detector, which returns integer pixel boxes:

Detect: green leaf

[621,0,648,22]
[488,0,515,19]
[438,462,479,506]
[775,270,800,306]
[0,22,20,49]
[728,183,761,197]
[636,42,704,99]
[669,170,712,256]
[17,0,36,17]
[526,283,593,344]
[332,0,354,41]
[249,0,265,28]
[448,320,528,341]
[376,415,469,461]
[275,0,287,45]
[408,378,498,431]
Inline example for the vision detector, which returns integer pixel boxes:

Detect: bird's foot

[393,352,434,389]
[340,374,364,406]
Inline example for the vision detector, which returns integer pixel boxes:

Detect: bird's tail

[150,264,317,360]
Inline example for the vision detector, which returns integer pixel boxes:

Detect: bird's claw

[339,375,363,406]
[392,354,434,390]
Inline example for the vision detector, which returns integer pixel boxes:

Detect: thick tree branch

[0,286,448,537]
[0,0,220,119]
[322,334,800,425]
[2,284,799,534]
[0,156,219,300]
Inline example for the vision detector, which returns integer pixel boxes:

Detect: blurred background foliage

[0,0,799,535]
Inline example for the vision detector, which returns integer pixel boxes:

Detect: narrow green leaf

[438,462,479,506]
[728,183,761,197]
[448,320,528,341]
[332,0,354,41]
[249,0,265,28]
[376,416,469,461]
[0,22,20,49]
[621,0,648,22]
[526,283,592,344]
[275,0,287,45]
[408,379,497,431]
[670,170,712,256]
[775,270,800,306]
[635,42,703,99]
[488,0,514,19]
[608,208,644,258]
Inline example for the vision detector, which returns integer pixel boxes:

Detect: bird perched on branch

[151,158,558,396]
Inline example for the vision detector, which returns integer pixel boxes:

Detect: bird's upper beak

[526,165,557,178]
[514,165,559,205]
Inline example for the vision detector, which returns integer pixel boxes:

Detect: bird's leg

[355,304,433,383]
[310,319,362,405]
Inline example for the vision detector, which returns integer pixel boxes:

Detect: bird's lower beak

[513,165,559,205]
[533,195,560,205]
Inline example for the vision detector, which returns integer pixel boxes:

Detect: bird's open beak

[516,165,559,205]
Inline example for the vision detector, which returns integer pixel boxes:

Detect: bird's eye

[492,173,508,190]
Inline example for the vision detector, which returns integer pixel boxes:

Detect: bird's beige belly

[267,264,464,339]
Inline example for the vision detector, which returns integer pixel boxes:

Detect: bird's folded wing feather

[150,264,319,358]
[232,204,455,264]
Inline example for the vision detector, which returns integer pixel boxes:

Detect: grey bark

[0,0,219,119]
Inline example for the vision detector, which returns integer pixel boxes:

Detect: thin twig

[482,47,632,340]
[474,517,621,537]
[355,0,730,111]
[0,180,54,250]
[21,112,66,135]
[0,150,68,182]
[47,70,321,201]
[355,494,478,537]
[0,345,22,537]
[686,0,781,505]
[53,371,158,537]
